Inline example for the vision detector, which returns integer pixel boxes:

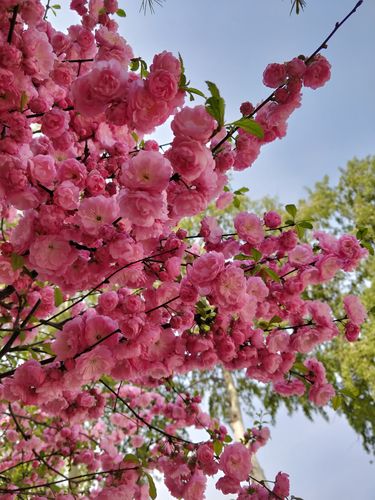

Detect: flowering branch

[211,0,363,154]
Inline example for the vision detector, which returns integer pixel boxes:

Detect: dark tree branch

[7,5,19,44]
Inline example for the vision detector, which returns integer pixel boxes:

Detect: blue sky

[55,1,375,498]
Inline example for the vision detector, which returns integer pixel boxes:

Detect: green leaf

[130,59,140,71]
[234,187,250,195]
[223,185,230,192]
[224,435,233,443]
[356,227,368,240]
[11,253,24,271]
[124,453,140,464]
[54,287,64,307]
[41,343,54,355]
[20,91,28,112]
[205,80,221,99]
[140,60,149,78]
[233,118,264,139]
[297,220,313,229]
[213,439,223,456]
[52,4,61,8]
[361,241,374,255]
[116,8,126,17]
[285,204,297,219]
[205,96,225,128]
[296,224,306,239]
[178,53,186,88]
[184,87,206,99]
[250,248,262,262]
[131,131,139,143]
[205,81,225,128]
[262,266,281,282]
[145,472,157,499]
[233,197,241,209]
[341,386,360,398]
[332,395,343,411]
[98,7,106,14]
[269,315,283,325]
[234,254,251,261]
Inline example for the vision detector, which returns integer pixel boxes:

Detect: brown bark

[222,369,266,482]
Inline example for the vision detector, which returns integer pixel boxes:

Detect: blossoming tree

[0,0,367,498]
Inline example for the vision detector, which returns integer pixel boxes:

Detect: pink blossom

[147,69,178,101]
[234,212,264,246]
[118,189,168,227]
[273,472,290,498]
[337,234,366,270]
[29,235,76,274]
[89,59,128,103]
[343,295,367,326]
[30,154,56,188]
[287,57,306,78]
[309,382,335,406]
[267,330,290,353]
[84,315,118,346]
[289,244,314,267]
[41,108,69,139]
[108,235,143,262]
[213,265,247,312]
[264,210,281,229]
[75,346,114,382]
[246,276,269,301]
[234,133,261,170]
[179,278,199,304]
[71,74,107,117]
[273,379,306,397]
[150,51,181,80]
[316,255,340,281]
[52,318,83,360]
[54,181,80,210]
[184,470,207,500]
[22,29,55,80]
[279,230,298,252]
[128,82,169,134]
[216,476,241,495]
[197,443,215,465]
[79,195,119,234]
[263,63,287,88]
[121,150,172,192]
[200,216,223,244]
[0,257,20,285]
[98,291,119,312]
[216,191,233,210]
[58,159,87,188]
[240,101,254,115]
[345,322,360,342]
[303,55,331,89]
[86,169,105,195]
[167,137,215,182]
[219,442,252,481]
[171,105,216,143]
[188,251,225,291]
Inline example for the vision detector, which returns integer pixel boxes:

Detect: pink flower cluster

[0,0,367,498]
